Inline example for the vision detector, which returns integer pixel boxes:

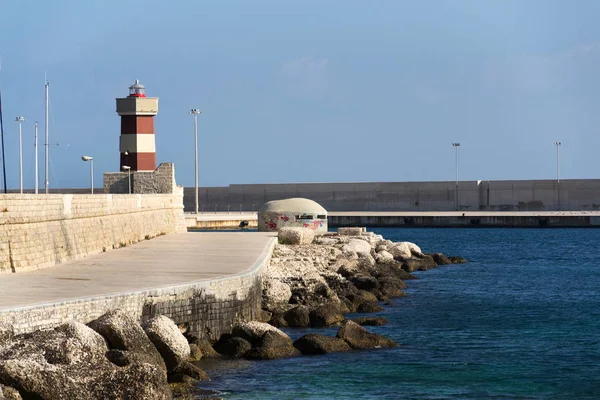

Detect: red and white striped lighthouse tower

[116,80,159,171]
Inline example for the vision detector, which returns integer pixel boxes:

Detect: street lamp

[452,143,460,211]
[121,165,131,194]
[81,156,94,194]
[15,117,24,193]
[553,141,562,210]
[189,108,201,214]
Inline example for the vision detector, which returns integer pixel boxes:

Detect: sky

[1,0,600,189]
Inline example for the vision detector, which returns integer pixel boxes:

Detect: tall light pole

[15,117,24,193]
[81,156,94,194]
[34,122,39,194]
[190,108,201,214]
[452,143,460,211]
[553,141,561,210]
[45,80,49,194]
[122,165,131,194]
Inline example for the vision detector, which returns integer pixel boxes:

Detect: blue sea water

[197,228,600,399]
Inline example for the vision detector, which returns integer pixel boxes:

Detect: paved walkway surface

[0,232,276,311]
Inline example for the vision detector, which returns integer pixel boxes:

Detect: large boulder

[336,320,397,350]
[143,315,191,372]
[350,275,380,291]
[341,239,372,254]
[389,242,422,260]
[0,384,21,400]
[278,227,315,245]
[283,305,311,327]
[429,253,453,265]
[87,309,167,373]
[401,256,437,272]
[214,336,251,358]
[262,279,292,311]
[309,304,345,327]
[231,321,289,346]
[190,338,221,359]
[0,321,171,400]
[245,331,300,360]
[293,334,351,355]
[449,256,468,264]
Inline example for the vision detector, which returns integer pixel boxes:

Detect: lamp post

[15,117,24,194]
[122,165,131,194]
[452,143,460,211]
[189,108,201,214]
[81,156,94,194]
[553,141,561,210]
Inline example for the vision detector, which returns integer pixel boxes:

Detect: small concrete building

[258,198,328,233]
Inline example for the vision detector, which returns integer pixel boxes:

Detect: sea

[195,228,600,400]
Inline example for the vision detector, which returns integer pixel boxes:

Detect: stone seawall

[0,237,276,338]
[0,192,185,273]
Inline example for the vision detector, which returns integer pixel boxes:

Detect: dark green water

[198,228,600,399]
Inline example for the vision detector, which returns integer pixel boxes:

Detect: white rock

[263,278,292,306]
[314,237,338,246]
[278,227,315,245]
[389,242,422,259]
[143,315,190,370]
[341,239,372,254]
[232,321,290,344]
[376,250,394,261]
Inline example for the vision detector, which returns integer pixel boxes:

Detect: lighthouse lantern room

[116,79,159,171]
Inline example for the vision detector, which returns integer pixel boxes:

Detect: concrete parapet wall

[0,238,276,338]
[0,193,185,273]
[184,179,600,212]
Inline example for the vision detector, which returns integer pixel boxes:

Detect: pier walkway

[0,232,276,312]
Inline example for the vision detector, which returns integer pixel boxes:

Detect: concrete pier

[0,232,276,337]
[184,211,600,229]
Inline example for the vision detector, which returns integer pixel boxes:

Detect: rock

[143,315,191,372]
[389,242,422,259]
[351,317,389,326]
[341,239,372,254]
[88,309,167,373]
[283,305,311,327]
[449,256,468,264]
[309,304,345,327]
[378,277,408,298]
[189,338,221,359]
[338,227,365,236]
[214,337,251,358]
[0,323,170,400]
[373,259,418,280]
[375,250,394,262]
[314,237,338,246]
[350,275,380,291]
[262,279,292,310]
[346,290,379,312]
[0,384,22,400]
[278,227,315,245]
[231,321,289,346]
[336,251,358,262]
[293,334,352,355]
[245,331,300,360]
[336,320,398,350]
[356,252,376,269]
[401,255,438,272]
[188,344,203,361]
[169,360,209,382]
[429,253,453,265]
[356,302,384,313]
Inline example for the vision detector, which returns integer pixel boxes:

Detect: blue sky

[1,0,600,189]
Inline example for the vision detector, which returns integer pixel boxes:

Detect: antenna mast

[44,79,49,194]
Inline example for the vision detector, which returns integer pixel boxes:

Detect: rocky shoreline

[0,227,466,399]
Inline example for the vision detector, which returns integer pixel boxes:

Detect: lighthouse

[116,80,159,171]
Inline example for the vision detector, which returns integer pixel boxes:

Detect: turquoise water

[198,228,600,399]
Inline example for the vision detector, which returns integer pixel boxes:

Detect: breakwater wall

[183,179,600,212]
[0,192,185,273]
[328,212,600,228]
[0,236,276,337]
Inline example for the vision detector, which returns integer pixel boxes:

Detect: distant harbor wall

[0,192,185,273]
[183,179,600,212]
